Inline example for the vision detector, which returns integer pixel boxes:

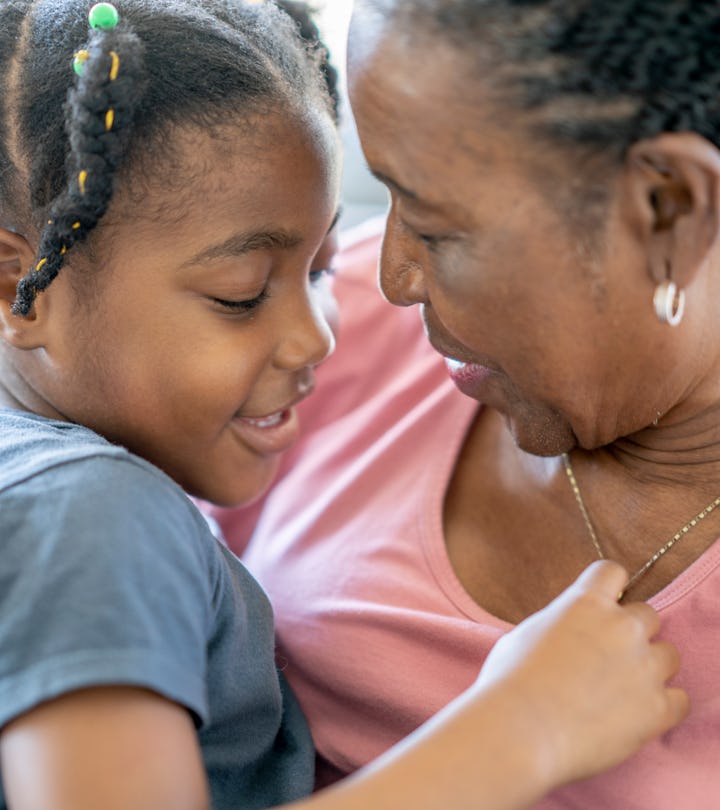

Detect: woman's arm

[1,562,687,810]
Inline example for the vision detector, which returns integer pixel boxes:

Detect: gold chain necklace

[562,453,720,598]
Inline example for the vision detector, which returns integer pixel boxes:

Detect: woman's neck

[563,405,720,603]
[608,399,720,487]
[444,405,720,621]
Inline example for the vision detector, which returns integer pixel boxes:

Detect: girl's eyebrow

[183,209,342,269]
[328,207,343,232]
[182,229,304,268]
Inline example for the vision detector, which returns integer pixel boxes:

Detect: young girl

[0,2,686,809]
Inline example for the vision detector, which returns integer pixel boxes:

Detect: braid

[377,1,720,161]
[13,26,145,315]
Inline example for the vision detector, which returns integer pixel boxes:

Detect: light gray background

[316,2,388,228]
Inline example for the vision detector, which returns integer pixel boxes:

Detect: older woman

[211,1,719,806]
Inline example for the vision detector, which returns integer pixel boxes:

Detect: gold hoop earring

[653,280,685,326]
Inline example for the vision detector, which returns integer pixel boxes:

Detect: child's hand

[477,560,688,788]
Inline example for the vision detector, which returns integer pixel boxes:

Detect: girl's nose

[274,292,336,371]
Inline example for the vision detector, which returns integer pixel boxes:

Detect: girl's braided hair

[372,1,720,162]
[0,0,334,315]
[276,0,340,122]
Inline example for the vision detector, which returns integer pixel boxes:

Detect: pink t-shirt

[209,219,720,809]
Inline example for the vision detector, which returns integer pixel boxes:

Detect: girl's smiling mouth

[231,378,315,456]
[239,411,288,429]
[231,407,301,456]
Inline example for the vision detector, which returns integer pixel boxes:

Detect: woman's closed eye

[400,217,457,252]
[417,232,444,250]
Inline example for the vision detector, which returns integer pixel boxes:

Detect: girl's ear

[621,132,720,288]
[0,226,46,348]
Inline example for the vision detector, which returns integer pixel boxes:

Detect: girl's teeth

[243,412,284,428]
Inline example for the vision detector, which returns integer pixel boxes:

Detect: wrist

[470,679,562,803]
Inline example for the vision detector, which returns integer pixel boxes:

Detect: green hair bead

[88,3,119,30]
[72,49,90,76]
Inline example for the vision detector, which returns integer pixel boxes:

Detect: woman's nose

[378,212,429,308]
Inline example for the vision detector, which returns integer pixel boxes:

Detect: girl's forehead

[121,107,337,200]
[109,110,339,235]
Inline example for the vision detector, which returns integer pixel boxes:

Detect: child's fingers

[660,687,691,731]
[622,600,662,639]
[571,559,629,598]
[649,639,681,680]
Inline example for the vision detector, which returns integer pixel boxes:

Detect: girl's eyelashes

[309,266,336,284]
[209,267,335,313]
[212,289,270,313]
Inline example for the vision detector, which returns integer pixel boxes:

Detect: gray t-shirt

[0,410,314,809]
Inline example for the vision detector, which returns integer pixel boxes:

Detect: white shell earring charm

[653,280,685,326]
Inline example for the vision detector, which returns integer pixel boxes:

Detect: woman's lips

[445,358,497,400]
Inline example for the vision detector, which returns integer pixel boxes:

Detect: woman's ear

[0,226,46,348]
[622,133,720,288]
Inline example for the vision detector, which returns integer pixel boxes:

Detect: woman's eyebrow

[369,169,417,200]
[182,229,304,268]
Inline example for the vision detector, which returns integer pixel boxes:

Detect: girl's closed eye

[212,289,270,313]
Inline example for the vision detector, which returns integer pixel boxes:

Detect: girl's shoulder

[1,408,163,491]
[0,408,217,579]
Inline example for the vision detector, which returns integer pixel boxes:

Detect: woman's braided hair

[374,1,720,162]
[0,0,334,315]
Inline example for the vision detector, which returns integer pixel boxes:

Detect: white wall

[315,1,388,228]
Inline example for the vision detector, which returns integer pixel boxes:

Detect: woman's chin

[503,408,576,458]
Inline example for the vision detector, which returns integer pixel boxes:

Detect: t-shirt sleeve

[0,454,214,729]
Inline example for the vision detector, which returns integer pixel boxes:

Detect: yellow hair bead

[109,50,120,81]
[78,170,88,194]
[35,258,47,272]
[60,246,67,255]
[105,109,115,131]
[72,222,81,230]
[47,219,53,225]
